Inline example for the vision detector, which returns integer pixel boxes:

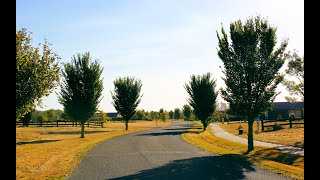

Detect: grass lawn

[181,122,304,180]
[16,120,171,180]
[217,121,304,148]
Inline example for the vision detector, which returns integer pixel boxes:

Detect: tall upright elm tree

[185,73,218,130]
[174,108,181,119]
[217,16,287,152]
[169,110,174,119]
[111,77,142,130]
[182,104,192,121]
[16,28,60,119]
[58,52,103,138]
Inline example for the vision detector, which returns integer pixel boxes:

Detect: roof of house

[273,102,304,110]
[106,112,119,118]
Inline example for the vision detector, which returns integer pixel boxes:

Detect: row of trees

[183,16,303,153]
[17,15,303,152]
[16,29,143,137]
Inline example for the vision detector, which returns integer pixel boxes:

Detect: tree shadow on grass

[16,139,61,145]
[110,154,255,180]
[293,142,304,149]
[253,148,304,165]
[47,130,113,135]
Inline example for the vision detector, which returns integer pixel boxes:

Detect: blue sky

[16,0,304,112]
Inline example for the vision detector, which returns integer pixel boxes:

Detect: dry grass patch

[217,122,304,148]
[16,120,171,180]
[181,122,304,180]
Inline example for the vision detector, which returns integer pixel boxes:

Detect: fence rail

[16,120,104,127]
[261,117,304,131]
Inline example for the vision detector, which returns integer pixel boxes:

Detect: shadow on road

[162,127,195,131]
[137,122,195,136]
[136,131,187,136]
[110,155,255,180]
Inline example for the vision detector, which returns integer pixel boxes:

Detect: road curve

[67,121,291,180]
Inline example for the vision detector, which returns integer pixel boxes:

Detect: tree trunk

[125,120,128,130]
[247,119,254,152]
[203,121,207,131]
[289,116,292,128]
[80,122,85,138]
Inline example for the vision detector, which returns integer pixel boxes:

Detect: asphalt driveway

[67,121,291,180]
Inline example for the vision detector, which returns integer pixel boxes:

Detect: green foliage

[169,110,174,119]
[289,113,296,120]
[61,110,71,121]
[91,110,111,122]
[16,28,60,119]
[174,108,181,119]
[36,113,47,123]
[135,109,146,120]
[283,50,304,102]
[144,111,151,120]
[189,113,196,121]
[217,16,287,120]
[273,123,284,131]
[132,113,138,120]
[217,16,287,152]
[153,111,160,120]
[21,109,34,127]
[58,52,103,138]
[268,109,289,120]
[46,109,58,121]
[160,111,169,122]
[184,72,218,130]
[182,104,192,121]
[111,76,142,130]
[150,111,155,120]
[213,110,225,122]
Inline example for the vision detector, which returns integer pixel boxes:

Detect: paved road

[67,122,291,180]
[210,123,304,156]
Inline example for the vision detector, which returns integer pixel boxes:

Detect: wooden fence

[16,120,104,127]
[261,117,304,131]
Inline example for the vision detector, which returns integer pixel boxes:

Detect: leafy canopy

[217,16,287,152]
[111,76,142,121]
[217,16,287,120]
[58,52,103,123]
[174,108,180,119]
[282,50,304,102]
[16,28,60,119]
[182,104,192,121]
[185,72,218,130]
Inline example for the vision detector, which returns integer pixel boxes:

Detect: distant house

[266,102,304,119]
[106,112,122,119]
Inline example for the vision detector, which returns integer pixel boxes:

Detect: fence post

[57,120,58,127]
[73,121,74,127]
[289,117,292,128]
[261,119,264,131]
[87,121,89,127]
[40,121,42,127]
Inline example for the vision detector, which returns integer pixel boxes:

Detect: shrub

[273,123,283,131]
[289,113,296,120]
